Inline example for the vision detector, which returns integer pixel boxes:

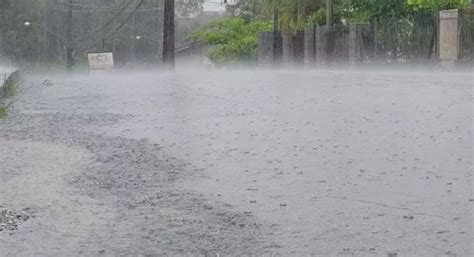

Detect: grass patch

[0,70,23,119]
[2,76,19,98]
[0,105,8,118]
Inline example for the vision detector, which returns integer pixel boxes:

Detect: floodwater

[1,69,473,256]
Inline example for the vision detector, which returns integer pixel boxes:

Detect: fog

[1,0,474,256]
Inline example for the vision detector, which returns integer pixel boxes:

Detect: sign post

[87,52,115,72]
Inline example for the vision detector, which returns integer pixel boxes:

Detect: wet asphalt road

[0,69,473,256]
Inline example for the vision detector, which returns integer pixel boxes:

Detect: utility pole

[162,0,175,69]
[65,0,74,72]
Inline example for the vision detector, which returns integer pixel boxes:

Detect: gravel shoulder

[0,87,275,256]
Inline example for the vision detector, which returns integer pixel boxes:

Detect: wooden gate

[439,9,461,66]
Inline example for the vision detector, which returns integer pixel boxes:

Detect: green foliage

[192,18,272,65]
[2,78,16,98]
[350,0,471,22]
[305,8,326,27]
[0,71,22,119]
[1,72,21,98]
[229,0,327,31]
[0,105,8,118]
[350,0,406,22]
[348,0,473,60]
[406,0,471,10]
[262,0,325,31]
[305,1,365,27]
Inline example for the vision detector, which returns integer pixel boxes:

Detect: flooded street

[1,70,473,256]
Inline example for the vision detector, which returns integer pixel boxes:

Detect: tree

[348,0,471,60]
[191,18,272,65]
[350,0,471,22]
[406,0,471,10]
[229,0,326,31]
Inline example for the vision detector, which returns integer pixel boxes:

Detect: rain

[1,1,473,256]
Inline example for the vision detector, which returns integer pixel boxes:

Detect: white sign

[87,52,114,70]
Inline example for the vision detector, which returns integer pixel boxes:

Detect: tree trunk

[162,0,175,69]
[326,0,333,27]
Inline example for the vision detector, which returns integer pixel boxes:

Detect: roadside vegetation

[0,71,22,118]
[191,18,272,66]
[0,105,8,118]
[192,0,472,65]
[0,0,472,68]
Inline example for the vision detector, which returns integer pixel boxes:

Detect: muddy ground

[0,70,472,256]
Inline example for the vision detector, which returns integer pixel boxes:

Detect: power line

[103,0,146,40]
[78,0,146,51]
[74,0,135,44]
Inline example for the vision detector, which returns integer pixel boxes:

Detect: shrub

[192,18,272,66]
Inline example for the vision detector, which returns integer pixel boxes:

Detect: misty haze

[0,1,473,257]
